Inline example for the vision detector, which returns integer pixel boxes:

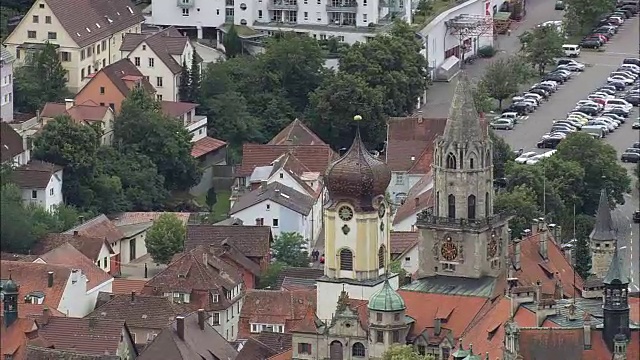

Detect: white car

[620,64,640,74]
[526,154,544,165]
[607,76,634,85]
[515,151,539,164]
[611,71,638,80]
[587,120,614,131]
[513,97,539,108]
[604,104,630,113]
[540,80,559,89]
[597,116,621,125]
[595,117,619,128]
[541,132,567,139]
[592,92,615,99]
[609,16,625,24]
[605,98,633,111]
[501,112,520,121]
[524,93,543,102]
[558,64,584,72]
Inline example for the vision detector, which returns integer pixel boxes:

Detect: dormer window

[24,291,45,304]
[172,292,189,303]
[212,293,219,303]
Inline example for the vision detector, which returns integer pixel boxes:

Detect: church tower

[602,242,630,351]
[316,115,398,321]
[589,189,617,279]
[417,72,510,279]
[2,275,19,328]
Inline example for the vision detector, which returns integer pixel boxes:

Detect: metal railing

[416,211,511,229]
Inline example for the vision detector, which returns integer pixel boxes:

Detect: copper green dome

[2,278,18,293]
[368,280,405,312]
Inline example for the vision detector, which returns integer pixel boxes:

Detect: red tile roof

[111,278,146,295]
[186,225,272,258]
[0,261,72,313]
[36,243,112,291]
[346,298,369,331]
[10,161,63,189]
[41,101,110,124]
[237,144,336,177]
[89,293,185,330]
[191,136,226,158]
[268,118,327,146]
[0,317,37,360]
[34,233,112,261]
[267,349,293,360]
[238,289,315,339]
[121,27,187,74]
[112,212,191,227]
[390,231,419,255]
[160,101,198,118]
[386,117,447,172]
[83,59,155,98]
[64,214,124,243]
[0,122,24,162]
[512,231,583,298]
[399,290,490,338]
[36,317,128,356]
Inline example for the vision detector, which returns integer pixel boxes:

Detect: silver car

[490,119,515,130]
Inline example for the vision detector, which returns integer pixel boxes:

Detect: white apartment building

[3,0,144,93]
[146,0,412,44]
[1,47,14,122]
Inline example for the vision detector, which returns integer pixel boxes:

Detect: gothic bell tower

[590,189,617,279]
[417,72,510,279]
[602,242,630,351]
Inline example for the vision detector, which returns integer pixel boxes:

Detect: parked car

[633,210,640,223]
[625,95,640,105]
[621,152,640,163]
[537,137,563,149]
[515,151,539,164]
[623,58,640,67]
[529,88,550,99]
[605,107,630,117]
[543,74,566,83]
[632,121,640,129]
[555,0,565,10]
[607,81,627,91]
[580,40,601,49]
[601,113,625,122]
[490,119,515,130]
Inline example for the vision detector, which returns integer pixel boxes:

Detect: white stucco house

[391,174,433,232]
[229,181,321,246]
[1,47,15,122]
[2,0,144,93]
[120,27,195,101]
[11,160,63,212]
[145,0,413,45]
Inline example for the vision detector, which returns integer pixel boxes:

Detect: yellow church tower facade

[316,116,399,322]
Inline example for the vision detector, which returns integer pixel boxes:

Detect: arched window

[352,342,366,357]
[459,149,464,169]
[436,191,440,217]
[447,194,456,219]
[467,195,476,220]
[339,249,353,271]
[469,157,475,169]
[446,153,456,169]
[485,192,490,217]
[378,246,386,269]
[330,341,344,360]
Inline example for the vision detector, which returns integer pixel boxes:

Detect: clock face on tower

[338,206,353,221]
[378,203,386,218]
[441,238,458,261]
[488,237,498,258]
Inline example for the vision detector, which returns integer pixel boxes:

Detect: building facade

[12,161,64,212]
[2,0,145,93]
[1,47,14,122]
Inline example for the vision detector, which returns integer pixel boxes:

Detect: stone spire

[591,189,616,241]
[442,72,485,143]
[603,242,628,285]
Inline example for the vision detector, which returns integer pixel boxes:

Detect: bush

[478,45,497,58]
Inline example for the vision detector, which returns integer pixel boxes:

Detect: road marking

[621,246,627,249]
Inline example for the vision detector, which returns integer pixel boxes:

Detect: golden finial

[353,115,362,121]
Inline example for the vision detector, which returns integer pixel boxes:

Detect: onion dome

[325,116,391,210]
[2,277,18,293]
[368,280,405,312]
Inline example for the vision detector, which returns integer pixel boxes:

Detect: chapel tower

[589,189,617,279]
[416,72,510,279]
[316,115,398,321]
[602,242,630,351]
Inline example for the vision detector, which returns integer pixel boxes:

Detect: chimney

[47,271,54,288]
[176,316,185,340]
[583,313,592,349]
[73,230,79,236]
[434,318,441,336]
[513,238,522,270]
[41,307,51,325]
[530,220,538,235]
[510,286,535,314]
[78,215,85,223]
[197,309,205,330]
[567,302,577,321]
[417,111,423,122]
[539,232,548,260]
[535,298,557,326]
[130,291,135,303]
[64,98,74,110]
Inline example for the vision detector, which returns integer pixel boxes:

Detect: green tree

[115,88,202,191]
[13,41,71,112]
[564,0,616,35]
[271,232,309,267]
[495,185,541,239]
[554,133,630,215]
[489,130,515,179]
[205,91,265,151]
[481,56,534,109]
[223,25,243,58]
[574,235,592,279]
[178,60,191,102]
[519,26,565,74]
[339,21,428,117]
[258,261,286,289]
[382,345,434,360]
[390,260,409,286]
[259,33,325,113]
[145,213,186,264]
[307,72,386,149]
[472,82,494,114]
[205,186,217,210]
[0,184,36,253]
[189,51,201,103]
[32,116,101,209]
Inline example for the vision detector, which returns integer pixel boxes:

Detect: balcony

[326,1,357,12]
[177,0,194,8]
[416,212,511,230]
[267,0,299,11]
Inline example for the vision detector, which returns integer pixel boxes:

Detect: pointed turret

[603,243,629,285]
[442,72,485,143]
[591,189,616,241]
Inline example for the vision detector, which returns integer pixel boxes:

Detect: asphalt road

[493,15,640,291]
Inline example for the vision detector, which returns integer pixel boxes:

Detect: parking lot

[495,14,640,157]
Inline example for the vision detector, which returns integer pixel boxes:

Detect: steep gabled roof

[230,182,315,216]
[390,231,419,255]
[10,161,62,189]
[36,243,112,291]
[1,122,24,162]
[25,346,121,360]
[35,233,112,261]
[0,260,72,312]
[186,225,272,258]
[238,144,336,177]
[590,189,616,241]
[88,293,185,330]
[64,214,124,243]
[191,136,227,158]
[385,117,447,172]
[268,118,327,146]
[84,59,155,98]
[393,172,434,225]
[40,101,110,124]
[121,27,187,74]
[35,317,129,356]
[37,0,144,48]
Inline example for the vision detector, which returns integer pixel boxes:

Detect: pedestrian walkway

[418,0,564,118]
